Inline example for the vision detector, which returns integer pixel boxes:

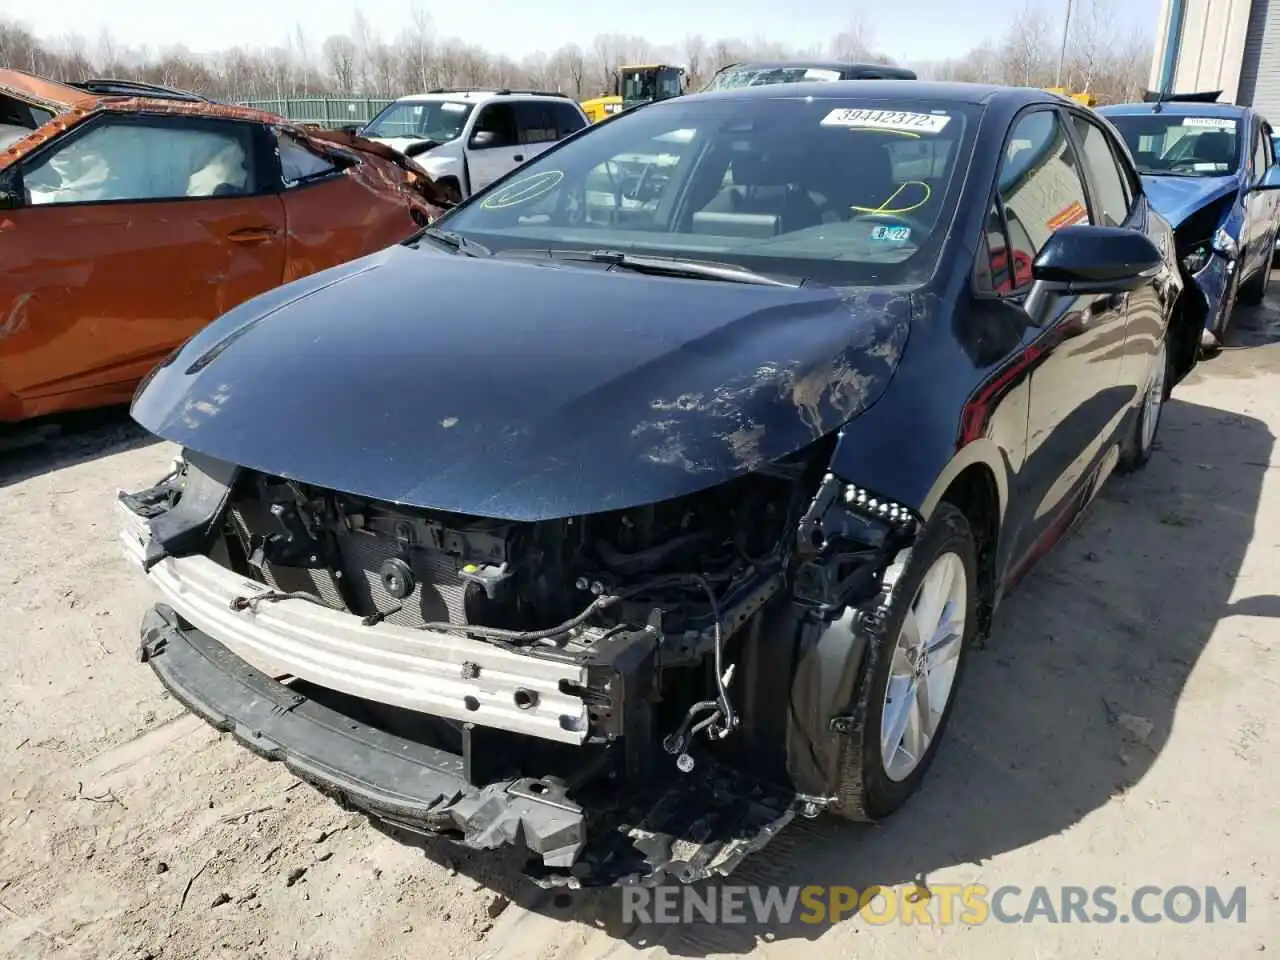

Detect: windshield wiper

[410,227,491,257]
[519,249,800,286]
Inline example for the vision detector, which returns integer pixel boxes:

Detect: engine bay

[120,442,918,884]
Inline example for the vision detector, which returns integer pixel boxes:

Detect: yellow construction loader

[1045,86,1098,107]
[581,64,686,123]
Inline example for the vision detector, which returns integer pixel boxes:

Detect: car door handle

[227,226,280,244]
[513,154,524,162]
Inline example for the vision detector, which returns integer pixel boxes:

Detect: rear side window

[22,116,256,205]
[514,102,558,145]
[996,109,1091,280]
[1071,115,1132,227]
[549,101,587,138]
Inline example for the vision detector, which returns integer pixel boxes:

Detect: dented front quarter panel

[131,245,912,521]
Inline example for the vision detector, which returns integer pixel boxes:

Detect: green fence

[237,97,394,128]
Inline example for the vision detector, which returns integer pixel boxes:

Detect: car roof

[718,60,917,78]
[686,78,1044,107]
[1098,100,1248,119]
[393,89,570,104]
[0,67,282,127]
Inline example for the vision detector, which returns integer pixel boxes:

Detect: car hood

[1141,174,1238,228]
[131,244,911,521]
[364,135,425,154]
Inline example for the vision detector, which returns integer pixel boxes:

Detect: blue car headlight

[1182,245,1211,273]
[1211,226,1239,261]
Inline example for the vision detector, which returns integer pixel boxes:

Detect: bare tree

[829,12,877,62]
[0,0,1153,108]
[683,34,707,88]
[1002,1,1053,87]
[350,10,375,93]
[322,34,356,93]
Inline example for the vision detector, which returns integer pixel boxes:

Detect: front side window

[1071,115,1132,226]
[1107,113,1241,177]
[438,95,979,285]
[23,117,254,205]
[996,110,1091,279]
[1252,122,1270,178]
[470,103,518,149]
[362,100,474,143]
[278,132,337,184]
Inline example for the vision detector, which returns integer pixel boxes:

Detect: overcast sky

[9,0,1163,65]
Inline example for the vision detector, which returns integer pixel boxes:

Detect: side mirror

[403,139,441,158]
[469,130,497,149]
[337,123,363,136]
[1022,225,1163,325]
[1031,224,1162,292]
[1253,164,1280,191]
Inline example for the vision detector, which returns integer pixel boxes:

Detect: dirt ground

[2,292,1278,960]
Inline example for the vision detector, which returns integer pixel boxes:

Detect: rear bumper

[139,604,588,866]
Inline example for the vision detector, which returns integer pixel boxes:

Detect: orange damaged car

[0,71,447,424]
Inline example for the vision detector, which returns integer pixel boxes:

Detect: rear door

[548,100,589,142]
[0,112,286,420]
[512,100,576,164]
[271,129,421,282]
[465,102,523,192]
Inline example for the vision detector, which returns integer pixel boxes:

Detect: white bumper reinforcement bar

[116,499,590,744]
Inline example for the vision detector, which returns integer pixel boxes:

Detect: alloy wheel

[880,551,969,782]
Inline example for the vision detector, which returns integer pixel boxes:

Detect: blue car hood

[131,244,911,521]
[1141,174,1238,228]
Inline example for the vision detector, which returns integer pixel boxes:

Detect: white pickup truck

[359,89,589,202]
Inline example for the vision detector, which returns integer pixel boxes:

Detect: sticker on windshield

[804,68,842,82]
[480,170,564,209]
[441,102,468,113]
[1182,116,1234,128]
[821,109,952,133]
[870,224,911,242]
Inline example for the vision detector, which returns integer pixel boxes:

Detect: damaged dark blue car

[118,81,1194,888]
[1100,91,1280,351]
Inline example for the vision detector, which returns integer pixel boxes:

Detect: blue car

[1099,94,1280,349]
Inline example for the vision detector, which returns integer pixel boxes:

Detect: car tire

[829,502,978,822]
[1237,261,1271,306]
[1118,333,1170,474]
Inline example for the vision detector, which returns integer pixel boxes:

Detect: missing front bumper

[139,605,797,887]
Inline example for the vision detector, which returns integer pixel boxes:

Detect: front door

[272,129,421,282]
[0,113,285,421]
[465,102,524,194]
[987,108,1132,574]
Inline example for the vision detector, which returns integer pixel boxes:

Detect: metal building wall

[1238,0,1280,120]
[1147,0,1255,102]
